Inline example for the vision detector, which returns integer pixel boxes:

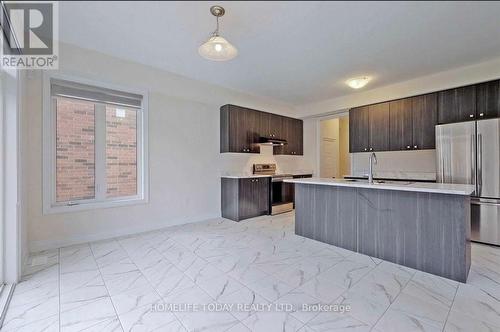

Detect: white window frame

[42,73,149,214]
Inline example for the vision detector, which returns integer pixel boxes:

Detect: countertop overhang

[221,171,313,179]
[284,177,475,195]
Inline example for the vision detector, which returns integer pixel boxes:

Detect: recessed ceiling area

[59,1,500,105]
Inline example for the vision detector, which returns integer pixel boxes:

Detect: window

[43,76,148,213]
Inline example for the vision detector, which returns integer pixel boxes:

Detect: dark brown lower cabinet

[221,177,270,221]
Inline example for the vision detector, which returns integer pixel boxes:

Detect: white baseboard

[29,213,220,253]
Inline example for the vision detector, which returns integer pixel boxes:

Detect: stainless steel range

[253,164,294,215]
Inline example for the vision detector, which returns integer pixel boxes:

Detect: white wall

[24,43,314,253]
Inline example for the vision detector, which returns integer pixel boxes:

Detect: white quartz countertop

[221,171,313,179]
[220,174,271,179]
[284,177,475,195]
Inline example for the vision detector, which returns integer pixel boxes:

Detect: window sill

[43,196,148,215]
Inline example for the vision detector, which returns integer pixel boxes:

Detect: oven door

[271,177,294,215]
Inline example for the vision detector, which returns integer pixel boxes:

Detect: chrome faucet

[368,152,377,184]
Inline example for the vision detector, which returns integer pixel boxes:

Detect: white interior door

[320,137,339,178]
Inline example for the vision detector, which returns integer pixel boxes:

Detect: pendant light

[198,6,238,61]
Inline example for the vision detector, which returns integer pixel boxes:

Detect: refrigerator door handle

[471,134,475,187]
[441,162,445,183]
[471,198,500,206]
[478,133,483,196]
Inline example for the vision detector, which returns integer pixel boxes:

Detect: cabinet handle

[364,148,368,151]
[255,179,259,182]
[406,145,410,149]
[469,114,474,118]
[479,113,484,117]
[369,147,373,151]
[414,145,418,149]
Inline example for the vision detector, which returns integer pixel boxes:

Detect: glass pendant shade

[198,35,238,61]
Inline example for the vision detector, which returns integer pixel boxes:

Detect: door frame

[314,111,351,178]
[0,67,4,284]
[1,66,22,284]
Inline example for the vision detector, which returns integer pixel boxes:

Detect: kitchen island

[284,178,475,282]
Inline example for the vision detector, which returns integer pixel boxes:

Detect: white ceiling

[59,1,500,105]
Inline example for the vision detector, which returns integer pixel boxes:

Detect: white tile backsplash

[350,150,436,180]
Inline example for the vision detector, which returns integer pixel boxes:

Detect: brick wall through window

[56,97,95,202]
[55,98,138,202]
[106,106,137,198]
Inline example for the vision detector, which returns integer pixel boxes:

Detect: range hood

[259,137,288,146]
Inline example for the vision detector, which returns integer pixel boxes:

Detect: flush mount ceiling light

[198,5,238,61]
[346,76,371,89]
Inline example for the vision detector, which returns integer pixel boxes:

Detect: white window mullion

[95,103,107,201]
[136,109,143,199]
[50,98,57,205]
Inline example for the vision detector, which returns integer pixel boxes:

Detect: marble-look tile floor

[3,212,500,332]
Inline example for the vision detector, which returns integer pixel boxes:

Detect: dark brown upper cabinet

[291,118,304,155]
[368,103,390,152]
[353,93,437,153]
[220,105,260,153]
[438,85,476,124]
[259,112,283,140]
[349,79,500,153]
[349,106,369,152]
[349,102,390,153]
[276,117,303,155]
[411,93,437,150]
[389,98,413,150]
[476,80,500,120]
[220,104,303,155]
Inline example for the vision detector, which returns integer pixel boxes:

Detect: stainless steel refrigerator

[436,118,500,246]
